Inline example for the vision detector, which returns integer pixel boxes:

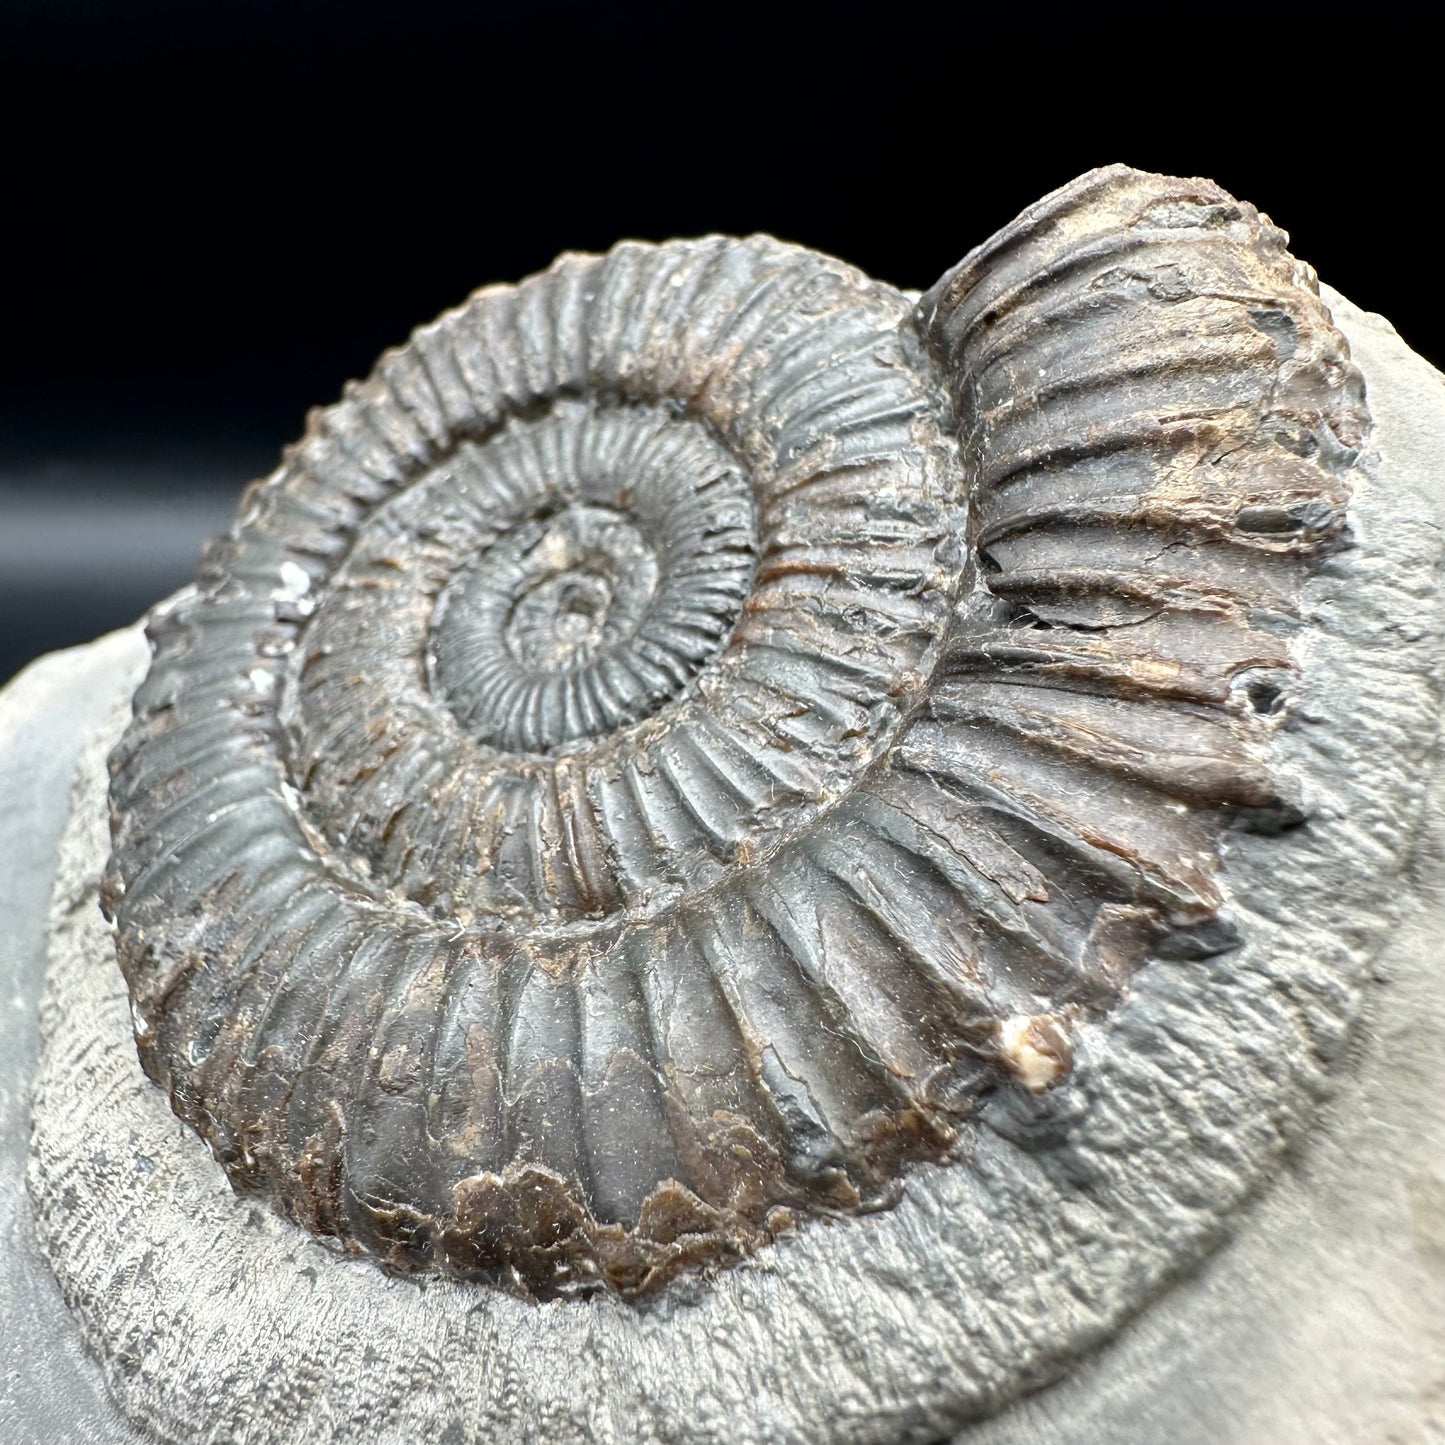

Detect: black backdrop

[1,0,1432,683]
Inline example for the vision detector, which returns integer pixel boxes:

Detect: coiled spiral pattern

[105,169,1365,1296]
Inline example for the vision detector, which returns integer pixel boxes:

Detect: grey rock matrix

[2,170,1443,1443]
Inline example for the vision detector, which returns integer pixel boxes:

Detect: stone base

[4,290,1445,1444]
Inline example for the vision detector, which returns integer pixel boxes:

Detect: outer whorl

[103,167,1366,1298]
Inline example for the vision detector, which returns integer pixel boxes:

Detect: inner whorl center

[501,507,658,672]
[421,404,759,757]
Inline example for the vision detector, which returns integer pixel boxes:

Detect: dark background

[1,0,1433,685]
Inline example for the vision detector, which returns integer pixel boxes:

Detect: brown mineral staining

[104,167,1364,1298]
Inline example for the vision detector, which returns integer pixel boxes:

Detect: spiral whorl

[424,404,757,755]
[103,174,1364,1297]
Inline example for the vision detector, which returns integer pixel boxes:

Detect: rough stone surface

[0,634,150,1444]
[4,290,1444,1442]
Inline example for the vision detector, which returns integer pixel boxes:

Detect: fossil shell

[103,166,1365,1298]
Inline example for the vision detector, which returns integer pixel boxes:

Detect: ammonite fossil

[103,165,1365,1299]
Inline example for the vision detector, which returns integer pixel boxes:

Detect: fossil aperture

[103,167,1364,1297]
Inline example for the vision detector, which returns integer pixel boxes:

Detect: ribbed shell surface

[104,168,1366,1297]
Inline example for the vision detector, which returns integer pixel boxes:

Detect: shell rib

[104,168,1366,1297]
